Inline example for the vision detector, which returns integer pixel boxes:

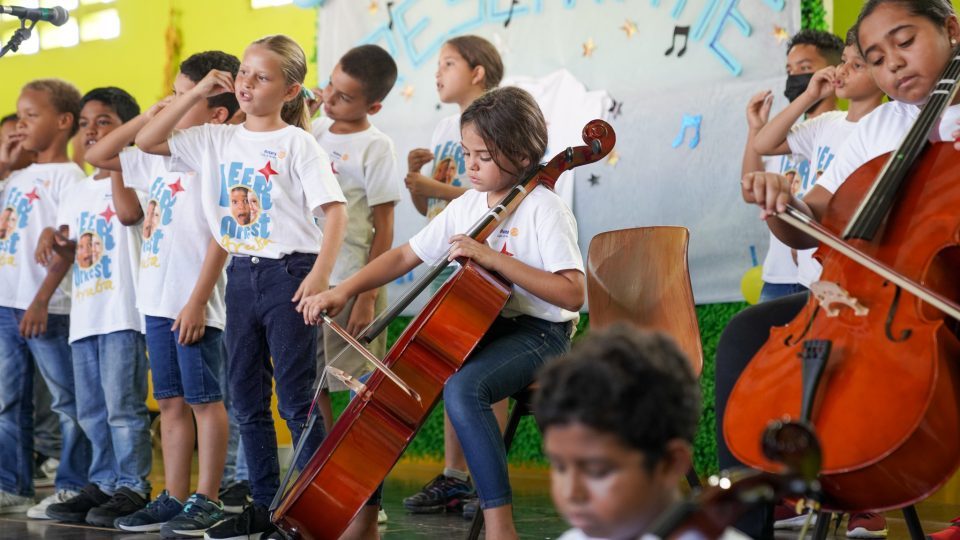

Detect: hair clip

[301,86,316,100]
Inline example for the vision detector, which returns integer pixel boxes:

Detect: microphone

[0,5,69,26]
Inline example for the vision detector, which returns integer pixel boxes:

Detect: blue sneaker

[402,474,475,514]
[161,493,224,538]
[115,490,183,532]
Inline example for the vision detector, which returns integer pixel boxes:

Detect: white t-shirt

[558,527,750,540]
[424,114,468,219]
[786,111,859,287]
[168,123,346,259]
[119,147,226,329]
[0,162,83,315]
[57,174,143,342]
[760,153,810,284]
[408,188,583,323]
[311,117,401,285]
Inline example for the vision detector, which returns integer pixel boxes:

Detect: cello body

[273,261,511,538]
[724,142,960,513]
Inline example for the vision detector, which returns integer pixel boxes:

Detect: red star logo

[99,205,117,223]
[500,243,514,257]
[168,178,185,197]
[25,188,41,204]
[258,161,279,183]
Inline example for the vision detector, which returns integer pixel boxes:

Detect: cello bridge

[810,281,869,317]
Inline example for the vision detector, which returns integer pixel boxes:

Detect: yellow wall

[833,1,960,38]
[1,0,317,115]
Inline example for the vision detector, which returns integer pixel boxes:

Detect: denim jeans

[0,307,89,496]
[759,282,807,303]
[225,254,324,507]
[34,364,63,459]
[71,330,151,495]
[220,341,248,486]
[144,316,224,404]
[444,315,572,509]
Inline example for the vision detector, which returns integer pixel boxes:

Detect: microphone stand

[0,17,37,58]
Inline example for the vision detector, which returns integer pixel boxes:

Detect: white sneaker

[0,491,35,514]
[377,507,388,524]
[33,457,58,489]
[27,489,78,519]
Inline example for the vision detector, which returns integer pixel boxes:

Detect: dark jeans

[225,253,325,507]
[714,292,807,539]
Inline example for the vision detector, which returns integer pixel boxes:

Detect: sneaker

[377,507,388,524]
[462,497,479,521]
[847,512,888,539]
[218,481,251,514]
[203,503,275,540]
[27,489,79,519]
[402,474,475,514]
[115,490,183,532]
[774,502,817,530]
[0,491,35,514]
[161,493,224,538]
[33,454,58,489]
[85,486,148,528]
[46,483,109,522]
[927,516,960,539]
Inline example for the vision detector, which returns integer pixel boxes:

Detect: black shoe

[46,483,110,523]
[402,474,475,514]
[203,503,276,539]
[218,480,252,514]
[85,487,148,528]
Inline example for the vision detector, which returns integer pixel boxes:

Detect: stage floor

[3,460,960,539]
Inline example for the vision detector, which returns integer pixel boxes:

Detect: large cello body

[272,121,615,539]
[724,136,960,509]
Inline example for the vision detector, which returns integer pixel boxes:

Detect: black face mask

[784,73,814,102]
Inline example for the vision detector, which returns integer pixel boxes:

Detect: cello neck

[844,44,960,241]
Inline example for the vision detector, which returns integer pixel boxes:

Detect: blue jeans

[144,316,224,404]
[759,282,807,303]
[225,254,324,507]
[0,307,89,495]
[72,330,151,495]
[220,341,248,486]
[444,315,572,509]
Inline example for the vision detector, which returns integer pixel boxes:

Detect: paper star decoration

[100,205,117,223]
[25,188,41,204]
[588,174,600,186]
[582,38,596,58]
[621,20,638,39]
[773,25,790,44]
[168,178,185,197]
[401,84,415,101]
[368,0,378,15]
[258,161,279,183]
[606,149,620,167]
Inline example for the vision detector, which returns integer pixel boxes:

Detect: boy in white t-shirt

[38,88,152,529]
[742,30,844,304]
[754,30,885,292]
[537,325,748,540]
[0,80,89,516]
[84,51,242,537]
[308,45,401,437]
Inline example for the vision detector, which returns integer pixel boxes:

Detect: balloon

[740,266,763,305]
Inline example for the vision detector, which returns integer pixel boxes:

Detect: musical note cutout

[608,99,623,120]
[664,25,690,57]
[504,0,520,28]
[671,114,702,149]
[386,1,395,30]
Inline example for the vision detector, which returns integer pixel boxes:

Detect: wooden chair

[466,226,703,539]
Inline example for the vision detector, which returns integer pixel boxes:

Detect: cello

[271,120,616,539]
[723,47,960,512]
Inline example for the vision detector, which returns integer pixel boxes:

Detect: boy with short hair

[309,44,401,434]
[536,325,746,540]
[40,87,152,528]
[84,50,242,537]
[0,79,89,516]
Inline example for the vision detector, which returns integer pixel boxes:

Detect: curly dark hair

[855,0,955,52]
[339,44,398,103]
[787,29,844,65]
[22,79,82,136]
[81,87,140,123]
[459,86,547,179]
[534,324,700,471]
[180,50,241,120]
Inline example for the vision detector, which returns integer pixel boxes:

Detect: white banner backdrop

[315,0,801,309]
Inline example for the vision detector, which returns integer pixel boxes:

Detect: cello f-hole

[883,283,912,343]
[785,305,821,347]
